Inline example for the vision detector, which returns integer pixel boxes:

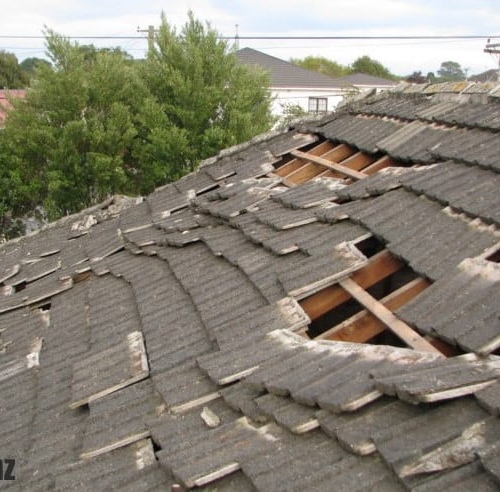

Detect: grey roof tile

[374,354,500,403]
[397,258,500,353]
[237,47,342,89]
[372,398,490,484]
[475,380,500,415]
[278,242,367,298]
[402,161,500,226]
[151,360,219,411]
[339,189,499,281]
[69,331,149,409]
[318,114,401,153]
[81,379,161,459]
[54,439,158,491]
[272,177,344,208]
[353,94,435,120]
[410,461,499,492]
[317,398,423,456]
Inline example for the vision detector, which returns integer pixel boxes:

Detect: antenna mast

[484,39,500,82]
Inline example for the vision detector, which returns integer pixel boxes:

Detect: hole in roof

[353,236,385,259]
[14,281,27,293]
[151,438,162,454]
[38,302,51,312]
[307,296,365,338]
[485,249,500,263]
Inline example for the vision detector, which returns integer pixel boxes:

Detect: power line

[0,34,495,40]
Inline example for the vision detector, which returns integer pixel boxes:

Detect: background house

[236,47,397,118]
[236,47,347,117]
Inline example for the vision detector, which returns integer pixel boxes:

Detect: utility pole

[137,25,157,53]
[234,24,240,50]
[484,39,500,82]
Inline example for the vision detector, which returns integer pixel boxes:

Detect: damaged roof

[3,81,500,491]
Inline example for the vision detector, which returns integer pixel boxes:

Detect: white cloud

[0,0,498,76]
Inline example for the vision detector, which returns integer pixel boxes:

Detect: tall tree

[1,30,151,219]
[349,55,397,80]
[0,12,274,235]
[290,56,348,78]
[19,57,51,78]
[437,61,466,81]
[137,11,273,181]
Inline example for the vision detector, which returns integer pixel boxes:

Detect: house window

[308,97,328,113]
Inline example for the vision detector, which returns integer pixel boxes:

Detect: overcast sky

[1,0,500,76]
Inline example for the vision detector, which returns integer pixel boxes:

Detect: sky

[1,0,500,77]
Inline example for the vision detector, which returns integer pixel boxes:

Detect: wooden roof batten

[338,277,441,354]
[290,149,368,181]
[299,248,446,355]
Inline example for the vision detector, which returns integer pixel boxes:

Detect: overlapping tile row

[98,252,214,376]
[18,283,91,487]
[397,258,500,354]
[315,113,401,153]
[196,329,500,489]
[319,188,499,281]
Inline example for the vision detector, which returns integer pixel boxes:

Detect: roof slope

[337,72,398,88]
[237,47,342,89]
[3,82,500,490]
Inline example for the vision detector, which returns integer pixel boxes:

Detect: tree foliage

[0,51,29,88]
[19,57,51,77]
[349,55,397,80]
[0,12,273,232]
[290,54,397,81]
[290,56,349,78]
[137,11,272,180]
[1,29,150,219]
[437,61,466,81]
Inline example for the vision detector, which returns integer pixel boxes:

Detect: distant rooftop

[236,47,342,89]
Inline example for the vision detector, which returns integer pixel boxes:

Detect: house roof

[3,81,500,490]
[337,72,399,88]
[0,89,26,126]
[236,47,342,89]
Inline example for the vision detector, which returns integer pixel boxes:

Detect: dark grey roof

[237,47,343,89]
[4,82,500,490]
[337,72,398,87]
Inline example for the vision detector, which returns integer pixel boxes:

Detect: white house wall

[270,88,347,117]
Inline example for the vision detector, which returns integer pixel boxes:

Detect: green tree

[1,30,150,218]
[437,61,466,81]
[137,11,273,180]
[290,56,348,78]
[349,55,397,80]
[0,51,29,88]
[19,57,51,78]
[0,12,274,235]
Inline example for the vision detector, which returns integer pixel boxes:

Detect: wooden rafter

[286,162,326,185]
[300,249,404,320]
[317,277,430,342]
[321,143,355,162]
[362,155,395,175]
[290,150,367,180]
[338,277,441,354]
[338,151,376,171]
[275,140,337,177]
